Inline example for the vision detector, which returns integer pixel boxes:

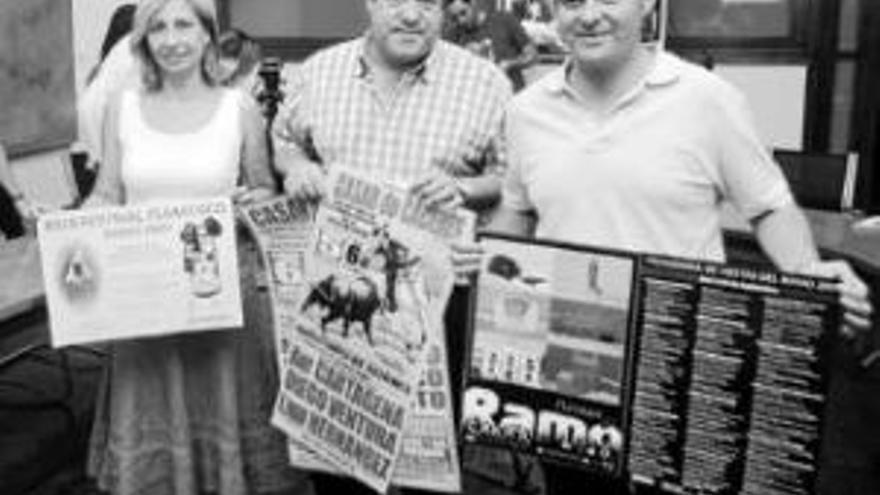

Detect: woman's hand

[14,196,51,234]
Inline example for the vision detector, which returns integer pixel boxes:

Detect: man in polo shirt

[489,0,869,319]
[273,0,512,493]
[455,0,871,491]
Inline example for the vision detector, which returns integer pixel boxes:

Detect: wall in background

[9,1,810,208]
[715,64,807,150]
[229,0,366,38]
[0,1,77,157]
[525,60,807,150]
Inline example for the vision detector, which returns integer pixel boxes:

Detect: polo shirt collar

[545,49,682,97]
[645,51,681,87]
[353,36,441,85]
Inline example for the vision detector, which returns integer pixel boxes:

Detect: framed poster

[462,233,843,493]
[37,198,242,347]
[462,233,641,477]
[267,168,473,493]
[0,0,76,156]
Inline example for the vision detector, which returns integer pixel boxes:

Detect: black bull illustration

[300,273,383,344]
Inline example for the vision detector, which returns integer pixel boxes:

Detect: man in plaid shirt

[272,0,513,493]
[274,0,512,213]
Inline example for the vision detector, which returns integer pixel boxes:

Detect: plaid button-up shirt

[273,38,512,187]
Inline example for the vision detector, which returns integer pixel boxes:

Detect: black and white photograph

[462,234,639,476]
[471,236,636,405]
[1,1,879,495]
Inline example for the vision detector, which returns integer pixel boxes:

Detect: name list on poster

[628,257,838,495]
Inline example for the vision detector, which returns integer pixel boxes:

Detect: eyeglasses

[382,0,443,12]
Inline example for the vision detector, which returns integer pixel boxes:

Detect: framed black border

[216,0,355,62]
[1,0,77,158]
[462,231,644,479]
[464,233,841,492]
[666,0,814,64]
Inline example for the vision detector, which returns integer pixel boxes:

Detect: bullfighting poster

[37,197,241,347]
[283,307,464,493]
[462,233,640,478]
[271,167,472,493]
[239,195,314,370]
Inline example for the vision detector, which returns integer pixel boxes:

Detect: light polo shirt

[503,50,794,262]
[273,38,512,187]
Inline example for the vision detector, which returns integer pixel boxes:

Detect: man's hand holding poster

[37,198,241,347]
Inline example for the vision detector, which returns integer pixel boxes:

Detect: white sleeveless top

[118,88,242,204]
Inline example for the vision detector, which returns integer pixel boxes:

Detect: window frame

[665,0,815,64]
[215,0,354,61]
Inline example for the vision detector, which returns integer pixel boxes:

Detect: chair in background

[772,149,859,212]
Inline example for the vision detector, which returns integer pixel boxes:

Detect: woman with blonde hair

[85,1,312,494]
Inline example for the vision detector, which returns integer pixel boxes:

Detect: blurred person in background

[216,28,264,93]
[444,0,537,91]
[76,2,139,190]
[87,3,138,84]
[516,0,567,54]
